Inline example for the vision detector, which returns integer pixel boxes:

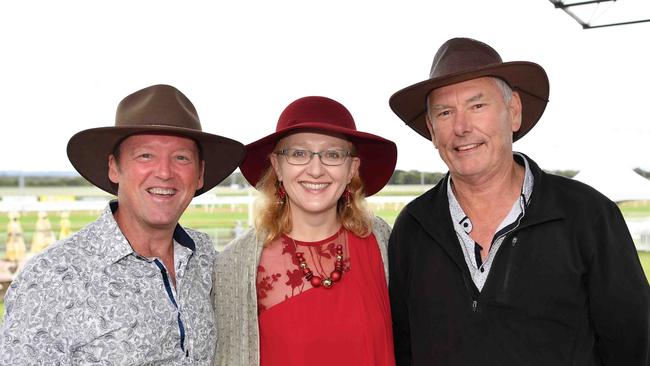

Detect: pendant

[293,240,344,290]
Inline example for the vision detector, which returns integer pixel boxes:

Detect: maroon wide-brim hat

[67,84,245,196]
[240,96,397,197]
[390,37,549,142]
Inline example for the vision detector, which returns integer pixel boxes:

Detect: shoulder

[371,216,391,243]
[2,232,92,333]
[395,182,444,227]
[540,171,619,212]
[215,228,260,272]
[405,178,445,212]
[14,228,94,285]
[182,227,217,256]
[219,228,259,256]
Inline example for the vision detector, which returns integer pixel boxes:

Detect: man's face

[108,134,204,232]
[426,77,522,181]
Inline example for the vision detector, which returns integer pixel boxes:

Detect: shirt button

[511,236,518,246]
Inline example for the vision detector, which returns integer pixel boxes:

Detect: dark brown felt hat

[240,96,397,197]
[389,37,549,142]
[67,84,245,196]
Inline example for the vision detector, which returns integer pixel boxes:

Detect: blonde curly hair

[253,165,373,246]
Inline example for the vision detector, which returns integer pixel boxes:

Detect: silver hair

[493,77,513,104]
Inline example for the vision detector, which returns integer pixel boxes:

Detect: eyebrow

[429,92,485,111]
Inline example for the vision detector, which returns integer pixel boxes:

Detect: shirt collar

[447,152,534,233]
[92,200,196,265]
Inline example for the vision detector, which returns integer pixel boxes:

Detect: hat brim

[240,122,397,197]
[389,61,549,142]
[67,125,245,196]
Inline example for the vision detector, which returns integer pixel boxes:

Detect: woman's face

[270,132,360,221]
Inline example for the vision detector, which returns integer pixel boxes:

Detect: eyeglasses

[275,148,353,166]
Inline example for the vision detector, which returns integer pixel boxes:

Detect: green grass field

[640,252,650,281]
[619,201,650,219]
[1,194,649,323]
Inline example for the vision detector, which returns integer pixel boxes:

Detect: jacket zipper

[462,271,480,312]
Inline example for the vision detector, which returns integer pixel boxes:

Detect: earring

[276,181,286,205]
[342,188,352,206]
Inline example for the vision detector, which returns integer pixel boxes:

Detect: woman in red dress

[213,96,398,366]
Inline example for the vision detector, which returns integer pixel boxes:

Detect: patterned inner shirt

[0,201,217,365]
[447,153,534,291]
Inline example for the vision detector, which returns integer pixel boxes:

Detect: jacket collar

[89,200,196,266]
[515,153,566,230]
[404,153,565,273]
[406,173,469,274]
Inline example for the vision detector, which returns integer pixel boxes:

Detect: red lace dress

[256,228,395,366]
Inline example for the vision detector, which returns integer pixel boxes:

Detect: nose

[453,111,472,136]
[155,157,174,180]
[306,153,325,177]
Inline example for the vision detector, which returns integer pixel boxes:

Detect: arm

[212,228,261,366]
[388,210,412,365]
[0,269,72,365]
[371,215,392,285]
[587,201,650,365]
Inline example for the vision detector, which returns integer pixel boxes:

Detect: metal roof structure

[549,0,650,29]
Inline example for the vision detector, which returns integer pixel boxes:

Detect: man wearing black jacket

[388,37,649,365]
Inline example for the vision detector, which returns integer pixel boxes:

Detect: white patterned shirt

[0,201,217,365]
[447,153,534,291]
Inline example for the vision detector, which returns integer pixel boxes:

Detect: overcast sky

[1,0,649,174]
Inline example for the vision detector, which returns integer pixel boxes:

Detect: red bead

[290,236,348,290]
[310,276,322,287]
[330,270,342,282]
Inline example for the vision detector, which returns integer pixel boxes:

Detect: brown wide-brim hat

[240,96,397,197]
[67,84,245,196]
[390,37,549,142]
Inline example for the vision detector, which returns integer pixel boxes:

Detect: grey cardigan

[212,216,391,366]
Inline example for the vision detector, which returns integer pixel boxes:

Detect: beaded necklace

[291,229,347,289]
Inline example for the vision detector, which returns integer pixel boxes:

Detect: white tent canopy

[572,168,650,203]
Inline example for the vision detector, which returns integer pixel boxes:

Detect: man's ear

[197,160,205,190]
[509,91,523,133]
[426,115,438,149]
[108,155,120,184]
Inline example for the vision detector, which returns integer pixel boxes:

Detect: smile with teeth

[456,143,482,152]
[300,182,330,190]
[147,187,176,196]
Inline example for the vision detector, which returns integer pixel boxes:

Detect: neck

[113,209,175,260]
[288,208,340,241]
[450,159,524,215]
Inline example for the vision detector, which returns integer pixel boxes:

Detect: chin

[146,215,180,228]
[300,202,338,215]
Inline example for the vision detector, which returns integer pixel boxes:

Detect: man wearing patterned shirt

[388,38,649,365]
[0,84,245,364]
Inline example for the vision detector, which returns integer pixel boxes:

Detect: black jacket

[388,156,650,365]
